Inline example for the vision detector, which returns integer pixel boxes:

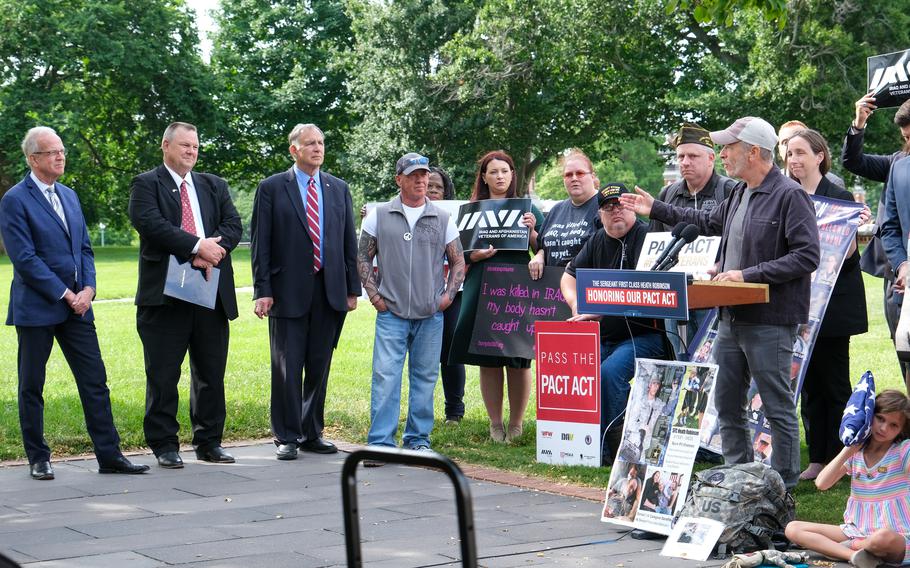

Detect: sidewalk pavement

[0,442,843,567]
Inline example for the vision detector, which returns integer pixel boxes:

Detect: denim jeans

[368,310,443,448]
[601,333,666,432]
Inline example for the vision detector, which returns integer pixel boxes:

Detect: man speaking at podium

[620,117,819,489]
[560,183,666,462]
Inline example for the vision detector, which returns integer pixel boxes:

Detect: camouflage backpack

[675,462,795,555]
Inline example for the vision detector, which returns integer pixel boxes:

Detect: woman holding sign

[785,128,869,481]
[449,150,543,443]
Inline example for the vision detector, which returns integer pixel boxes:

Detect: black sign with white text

[457,198,531,251]
[868,49,910,108]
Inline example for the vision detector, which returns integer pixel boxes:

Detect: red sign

[535,321,601,424]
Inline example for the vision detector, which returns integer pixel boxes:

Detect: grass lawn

[0,246,901,524]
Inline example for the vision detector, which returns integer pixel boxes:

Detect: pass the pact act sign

[535,320,602,467]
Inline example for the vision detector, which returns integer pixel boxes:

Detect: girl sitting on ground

[785,389,910,568]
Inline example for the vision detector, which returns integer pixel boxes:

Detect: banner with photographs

[868,48,910,109]
[457,197,531,251]
[602,359,719,535]
[689,196,863,457]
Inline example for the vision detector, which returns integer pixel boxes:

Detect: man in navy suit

[0,126,149,479]
[129,122,242,469]
[251,124,360,460]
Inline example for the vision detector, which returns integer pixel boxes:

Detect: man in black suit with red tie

[129,122,242,469]
[251,123,360,460]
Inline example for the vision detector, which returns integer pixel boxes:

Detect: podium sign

[575,269,688,320]
[535,321,601,467]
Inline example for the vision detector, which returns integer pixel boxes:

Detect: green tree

[210,0,354,193]
[0,0,218,235]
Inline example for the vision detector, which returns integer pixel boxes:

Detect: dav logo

[540,449,552,456]
[457,209,524,231]
[541,430,553,438]
[560,433,574,441]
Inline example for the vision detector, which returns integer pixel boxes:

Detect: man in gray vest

[357,153,465,460]
[651,123,737,355]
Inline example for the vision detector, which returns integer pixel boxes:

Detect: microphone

[650,223,688,271]
[653,224,699,271]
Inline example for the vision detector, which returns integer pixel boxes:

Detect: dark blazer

[128,165,241,319]
[0,175,96,326]
[814,177,867,337]
[250,168,360,317]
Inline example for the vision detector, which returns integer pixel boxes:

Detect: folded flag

[839,370,876,446]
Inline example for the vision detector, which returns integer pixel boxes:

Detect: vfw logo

[541,430,554,438]
[457,209,523,231]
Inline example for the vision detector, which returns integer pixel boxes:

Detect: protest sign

[575,269,689,320]
[468,263,572,359]
[635,233,721,280]
[457,198,531,251]
[690,196,863,458]
[601,359,717,535]
[535,321,601,467]
[868,48,910,108]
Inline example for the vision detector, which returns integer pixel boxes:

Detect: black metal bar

[341,447,478,568]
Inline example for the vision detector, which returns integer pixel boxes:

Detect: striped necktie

[306,177,321,272]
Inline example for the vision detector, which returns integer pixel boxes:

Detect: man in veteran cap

[560,183,666,463]
[652,123,738,353]
[357,153,465,458]
[620,117,819,488]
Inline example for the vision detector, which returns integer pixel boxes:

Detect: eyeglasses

[600,202,623,211]
[563,171,591,180]
[32,148,67,157]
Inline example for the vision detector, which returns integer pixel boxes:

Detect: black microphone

[649,222,688,271]
[654,224,699,271]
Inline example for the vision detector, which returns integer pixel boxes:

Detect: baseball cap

[597,182,629,207]
[396,152,430,175]
[710,117,778,152]
[671,123,713,149]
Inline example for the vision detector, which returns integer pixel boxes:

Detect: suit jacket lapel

[284,168,308,230]
[157,165,181,207]
[190,171,214,237]
[27,177,69,236]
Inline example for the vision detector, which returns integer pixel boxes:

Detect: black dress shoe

[98,455,150,474]
[195,446,235,463]
[30,461,54,480]
[157,451,184,469]
[299,438,337,454]
[276,443,298,461]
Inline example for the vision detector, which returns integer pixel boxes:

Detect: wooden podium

[687,280,769,310]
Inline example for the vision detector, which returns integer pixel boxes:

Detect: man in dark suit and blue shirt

[251,124,360,460]
[129,122,242,469]
[0,126,149,479]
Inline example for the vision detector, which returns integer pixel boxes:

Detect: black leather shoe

[157,451,184,469]
[30,461,54,480]
[195,446,235,463]
[299,438,337,454]
[99,455,150,474]
[276,443,298,461]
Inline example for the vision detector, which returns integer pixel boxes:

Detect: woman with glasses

[528,148,601,278]
[449,151,543,442]
[785,128,869,481]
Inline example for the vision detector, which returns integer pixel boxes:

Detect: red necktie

[306,177,321,272]
[179,181,197,235]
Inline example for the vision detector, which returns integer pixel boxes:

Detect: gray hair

[288,123,325,146]
[22,126,58,159]
[741,142,774,163]
[162,122,197,144]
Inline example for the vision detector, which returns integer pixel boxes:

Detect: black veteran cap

[670,123,713,149]
[597,182,629,207]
